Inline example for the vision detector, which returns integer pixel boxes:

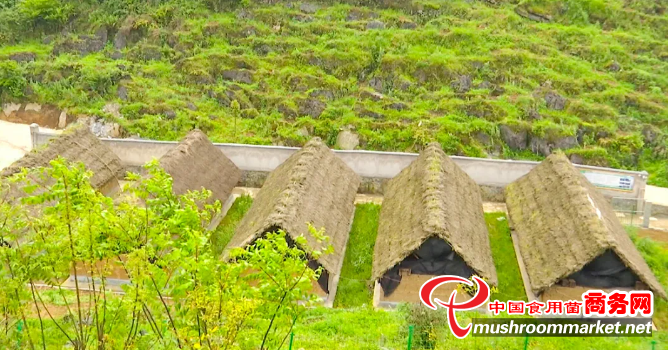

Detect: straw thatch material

[224,138,360,274]
[372,143,498,285]
[1,125,124,191]
[506,154,666,298]
[160,130,240,204]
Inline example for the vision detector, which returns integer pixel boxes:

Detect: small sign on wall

[580,170,634,192]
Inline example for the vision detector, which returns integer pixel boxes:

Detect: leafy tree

[14,158,122,349]
[235,227,331,350]
[0,157,329,349]
[0,177,34,349]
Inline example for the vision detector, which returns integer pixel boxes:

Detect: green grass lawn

[629,228,668,330]
[210,195,253,255]
[290,307,667,350]
[334,203,381,308]
[486,212,527,302]
[292,307,407,350]
[433,311,667,350]
[16,304,667,350]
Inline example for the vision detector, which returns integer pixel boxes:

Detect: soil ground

[637,228,668,245]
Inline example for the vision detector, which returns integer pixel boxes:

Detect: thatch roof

[160,130,240,204]
[224,138,360,274]
[505,154,666,298]
[1,125,124,191]
[372,143,498,285]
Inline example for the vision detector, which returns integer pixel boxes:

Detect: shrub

[0,60,26,98]
[0,0,17,10]
[0,158,329,349]
[398,303,448,349]
[18,0,72,30]
[75,62,122,95]
[204,0,244,12]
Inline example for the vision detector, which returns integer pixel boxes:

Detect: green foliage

[628,228,668,329]
[2,162,668,348]
[204,0,236,13]
[0,176,32,348]
[0,0,17,10]
[398,303,447,349]
[18,0,72,29]
[0,158,328,349]
[335,203,380,308]
[234,226,332,350]
[639,146,668,187]
[0,60,26,98]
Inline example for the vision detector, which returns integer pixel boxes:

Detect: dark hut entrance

[569,250,640,288]
[283,232,329,296]
[378,237,476,303]
[540,250,646,302]
[236,228,331,298]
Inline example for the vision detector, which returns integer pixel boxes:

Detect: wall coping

[29,125,648,201]
[44,133,645,176]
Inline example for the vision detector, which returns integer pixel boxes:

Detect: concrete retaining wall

[31,126,648,201]
[652,204,668,217]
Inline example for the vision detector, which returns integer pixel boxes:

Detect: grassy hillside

[0,0,667,185]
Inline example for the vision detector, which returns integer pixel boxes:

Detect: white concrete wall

[31,128,647,199]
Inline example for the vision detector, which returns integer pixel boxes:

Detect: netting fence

[611,197,646,228]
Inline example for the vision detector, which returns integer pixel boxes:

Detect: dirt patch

[1,104,74,129]
[28,301,92,319]
[637,228,668,245]
[379,274,472,304]
[483,202,507,213]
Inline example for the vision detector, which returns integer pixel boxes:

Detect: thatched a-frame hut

[506,154,666,300]
[160,130,241,205]
[372,143,497,306]
[1,125,124,195]
[224,138,361,304]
